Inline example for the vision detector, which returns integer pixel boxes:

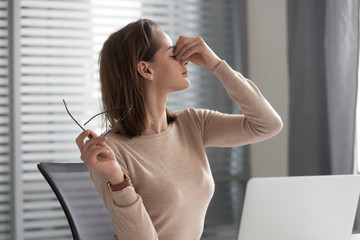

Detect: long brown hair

[99,19,176,138]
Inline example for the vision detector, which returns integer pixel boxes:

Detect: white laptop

[237,175,360,240]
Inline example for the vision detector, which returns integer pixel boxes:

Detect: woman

[76,19,282,240]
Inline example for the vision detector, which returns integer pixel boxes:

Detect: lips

[182,70,188,76]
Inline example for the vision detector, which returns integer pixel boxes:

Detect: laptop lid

[238,175,360,240]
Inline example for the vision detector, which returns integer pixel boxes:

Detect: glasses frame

[62,99,132,137]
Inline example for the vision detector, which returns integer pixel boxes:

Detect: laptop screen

[238,175,360,240]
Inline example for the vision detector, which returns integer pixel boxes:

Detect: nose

[180,58,189,66]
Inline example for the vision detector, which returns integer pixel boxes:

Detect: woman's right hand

[76,130,124,183]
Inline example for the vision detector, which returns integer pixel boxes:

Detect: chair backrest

[37,162,116,240]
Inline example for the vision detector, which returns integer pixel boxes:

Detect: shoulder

[176,108,222,122]
[175,107,211,119]
[106,131,127,145]
[174,108,220,134]
[104,132,131,156]
[175,108,203,125]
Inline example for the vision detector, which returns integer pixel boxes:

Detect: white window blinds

[5,0,247,239]
[0,0,9,239]
[19,0,93,239]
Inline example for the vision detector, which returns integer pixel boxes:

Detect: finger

[177,41,203,61]
[76,130,91,150]
[88,145,113,164]
[76,129,100,151]
[81,136,107,159]
[175,37,203,53]
[82,144,110,167]
[174,35,193,55]
[180,58,190,67]
[180,43,203,60]
[175,38,197,59]
[88,130,99,139]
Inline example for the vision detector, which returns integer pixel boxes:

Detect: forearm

[111,188,158,240]
[90,169,159,240]
[212,61,283,136]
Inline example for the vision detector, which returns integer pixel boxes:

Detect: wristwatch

[107,173,131,192]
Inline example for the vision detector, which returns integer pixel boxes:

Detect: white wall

[246,0,289,177]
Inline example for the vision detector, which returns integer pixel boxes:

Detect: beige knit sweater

[90,61,283,240]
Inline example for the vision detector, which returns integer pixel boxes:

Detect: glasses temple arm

[62,99,86,132]
[84,106,132,126]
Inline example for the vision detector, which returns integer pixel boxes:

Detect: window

[4,0,248,239]
[0,1,9,239]
[356,35,360,174]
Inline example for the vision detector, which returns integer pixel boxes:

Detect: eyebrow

[167,46,175,51]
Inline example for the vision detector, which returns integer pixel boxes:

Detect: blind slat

[0,0,9,238]
[21,9,91,19]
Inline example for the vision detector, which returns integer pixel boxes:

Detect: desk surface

[351,234,360,240]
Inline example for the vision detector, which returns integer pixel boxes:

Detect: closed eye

[170,55,177,59]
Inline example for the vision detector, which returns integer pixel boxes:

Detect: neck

[143,92,169,135]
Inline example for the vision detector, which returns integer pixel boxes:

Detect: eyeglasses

[63,99,132,137]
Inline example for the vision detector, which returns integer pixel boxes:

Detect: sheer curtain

[288,0,359,175]
[288,0,360,233]
[3,0,248,239]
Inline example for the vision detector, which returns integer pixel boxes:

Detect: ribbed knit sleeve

[88,60,282,240]
[198,60,283,147]
[89,140,159,240]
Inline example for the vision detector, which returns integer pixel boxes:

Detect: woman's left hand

[173,35,222,70]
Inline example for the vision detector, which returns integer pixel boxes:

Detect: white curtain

[324,0,359,174]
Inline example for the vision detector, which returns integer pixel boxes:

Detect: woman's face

[148,30,190,94]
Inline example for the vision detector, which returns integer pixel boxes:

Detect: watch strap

[107,173,131,192]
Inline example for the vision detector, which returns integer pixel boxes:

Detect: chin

[182,79,191,90]
[172,81,190,92]
[184,78,190,88]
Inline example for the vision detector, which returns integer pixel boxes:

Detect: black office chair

[37,162,116,240]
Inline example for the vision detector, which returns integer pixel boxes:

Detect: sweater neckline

[136,121,175,140]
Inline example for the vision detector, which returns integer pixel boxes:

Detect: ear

[137,61,153,80]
